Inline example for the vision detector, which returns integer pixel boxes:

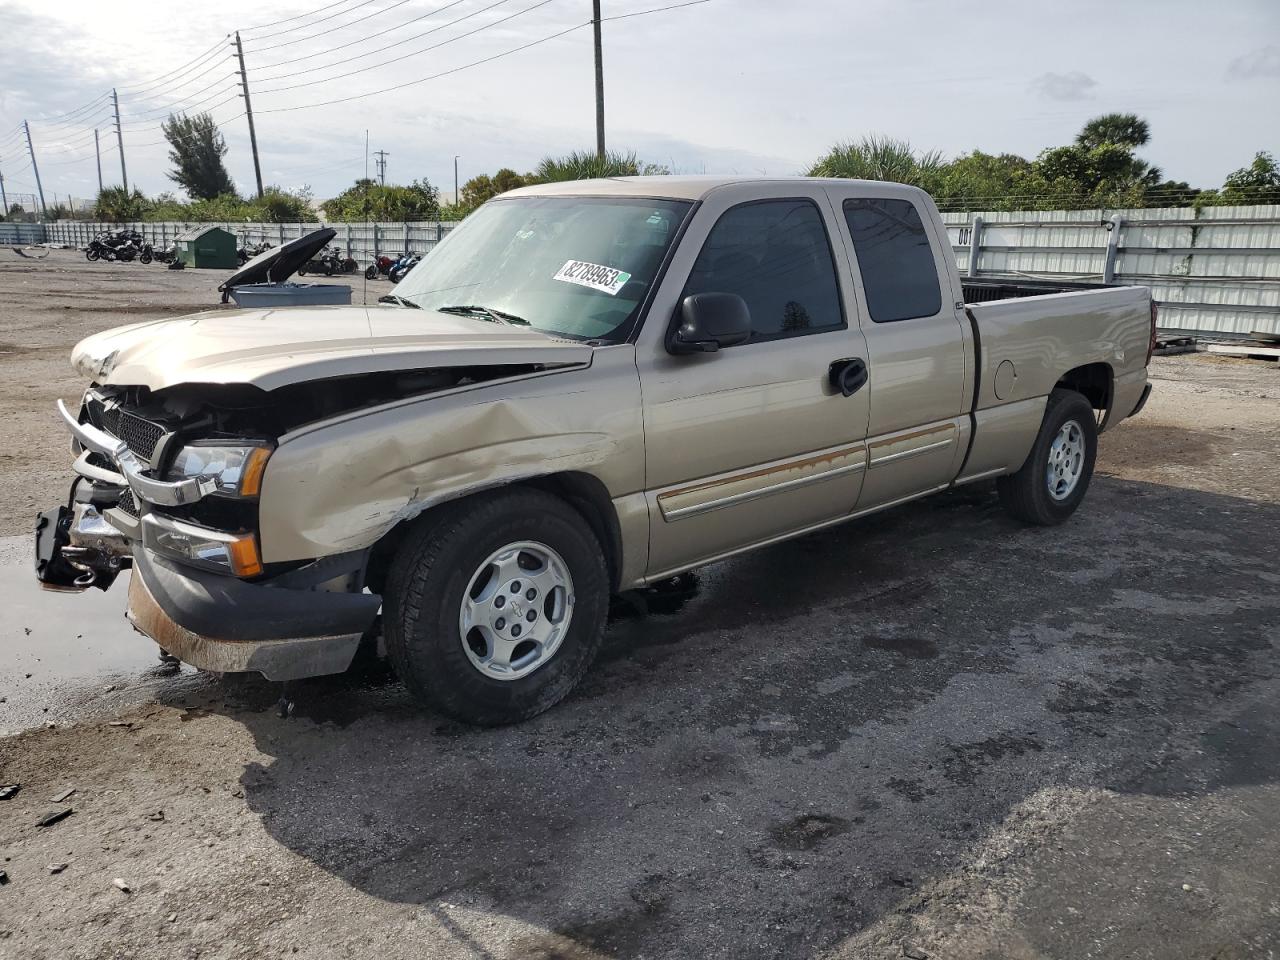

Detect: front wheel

[86,248,99,261]
[140,251,152,264]
[383,488,609,726]
[998,388,1098,525]
[364,265,378,280]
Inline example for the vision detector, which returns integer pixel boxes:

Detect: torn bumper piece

[126,551,382,681]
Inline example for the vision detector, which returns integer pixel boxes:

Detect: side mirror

[668,292,752,355]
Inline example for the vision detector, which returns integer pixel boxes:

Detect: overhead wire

[240,0,372,34]
[256,0,561,95]
[254,0,521,82]
[253,0,481,72]
[114,37,230,93]
[255,0,710,111]
[243,0,398,48]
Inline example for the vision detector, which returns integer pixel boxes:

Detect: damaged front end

[35,382,383,679]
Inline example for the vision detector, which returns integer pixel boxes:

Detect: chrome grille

[115,489,140,518]
[87,398,165,463]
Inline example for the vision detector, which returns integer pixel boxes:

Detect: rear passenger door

[829,189,970,509]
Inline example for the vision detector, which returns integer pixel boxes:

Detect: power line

[255,0,523,84]
[256,0,561,95]
[602,0,708,20]
[115,37,230,93]
[255,0,711,112]
[258,20,586,111]
[253,0,474,71]
[244,0,397,48]
[241,0,373,34]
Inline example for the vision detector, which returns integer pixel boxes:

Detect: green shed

[175,225,238,269]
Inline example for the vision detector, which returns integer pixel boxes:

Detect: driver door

[634,183,871,579]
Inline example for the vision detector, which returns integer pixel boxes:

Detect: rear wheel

[998,388,1098,525]
[383,488,609,726]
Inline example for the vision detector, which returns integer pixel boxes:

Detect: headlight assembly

[165,443,272,498]
[142,514,263,578]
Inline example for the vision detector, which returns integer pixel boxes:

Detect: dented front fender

[257,345,646,577]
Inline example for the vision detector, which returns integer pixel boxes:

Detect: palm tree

[806,136,944,189]
[530,150,643,183]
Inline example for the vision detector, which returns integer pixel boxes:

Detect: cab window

[682,199,844,343]
[843,198,942,323]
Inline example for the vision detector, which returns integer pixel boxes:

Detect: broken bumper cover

[126,550,382,681]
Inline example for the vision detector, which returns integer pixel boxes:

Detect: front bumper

[126,550,382,680]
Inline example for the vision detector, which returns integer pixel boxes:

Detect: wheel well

[362,473,624,596]
[1055,363,1112,422]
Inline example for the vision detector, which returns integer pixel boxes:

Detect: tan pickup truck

[36,177,1154,724]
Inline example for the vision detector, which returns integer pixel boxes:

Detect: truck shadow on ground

[198,476,1279,958]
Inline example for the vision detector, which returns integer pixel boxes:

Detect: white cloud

[1030,71,1099,102]
[1227,45,1280,80]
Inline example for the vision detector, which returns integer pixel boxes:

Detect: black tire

[383,488,609,726]
[323,262,334,276]
[86,248,99,261]
[364,265,378,280]
[998,388,1098,526]
[297,263,308,276]
[140,251,152,264]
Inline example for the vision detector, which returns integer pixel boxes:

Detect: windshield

[391,196,692,341]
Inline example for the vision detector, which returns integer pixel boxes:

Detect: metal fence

[38,220,459,260]
[22,204,1280,336]
[0,222,51,245]
[942,204,1280,336]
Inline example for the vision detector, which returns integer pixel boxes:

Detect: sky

[1,0,1277,209]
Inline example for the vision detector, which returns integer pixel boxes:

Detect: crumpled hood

[71,305,593,391]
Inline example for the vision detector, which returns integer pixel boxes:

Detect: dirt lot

[2,249,1279,959]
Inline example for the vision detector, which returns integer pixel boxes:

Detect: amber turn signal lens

[238,446,273,497]
[226,535,263,578]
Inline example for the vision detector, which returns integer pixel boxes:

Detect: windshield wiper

[377,294,421,309]
[436,304,530,325]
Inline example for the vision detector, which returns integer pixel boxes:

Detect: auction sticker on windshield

[553,260,632,296]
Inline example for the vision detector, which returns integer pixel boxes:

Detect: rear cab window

[682,199,845,344]
[842,198,942,323]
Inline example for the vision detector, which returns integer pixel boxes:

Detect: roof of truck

[504,175,928,202]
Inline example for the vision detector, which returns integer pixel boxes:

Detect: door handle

[829,358,868,397]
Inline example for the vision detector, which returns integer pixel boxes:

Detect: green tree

[1219,151,1280,203]
[530,149,667,182]
[1075,113,1151,150]
[931,151,1035,210]
[806,135,944,190]
[161,112,235,200]
[320,178,440,221]
[94,186,149,221]
[459,167,530,209]
[4,203,25,221]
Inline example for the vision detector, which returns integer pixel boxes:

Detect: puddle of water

[0,562,186,733]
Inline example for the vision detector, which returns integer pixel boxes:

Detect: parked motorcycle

[86,230,146,263]
[364,254,397,281]
[297,245,350,277]
[388,252,421,284]
[236,239,274,265]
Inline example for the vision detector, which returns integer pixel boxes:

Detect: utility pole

[373,150,389,186]
[592,0,605,160]
[111,88,128,193]
[22,121,46,218]
[233,32,265,199]
[94,129,103,194]
[0,163,8,218]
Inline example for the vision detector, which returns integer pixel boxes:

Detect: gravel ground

[1,250,1279,959]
